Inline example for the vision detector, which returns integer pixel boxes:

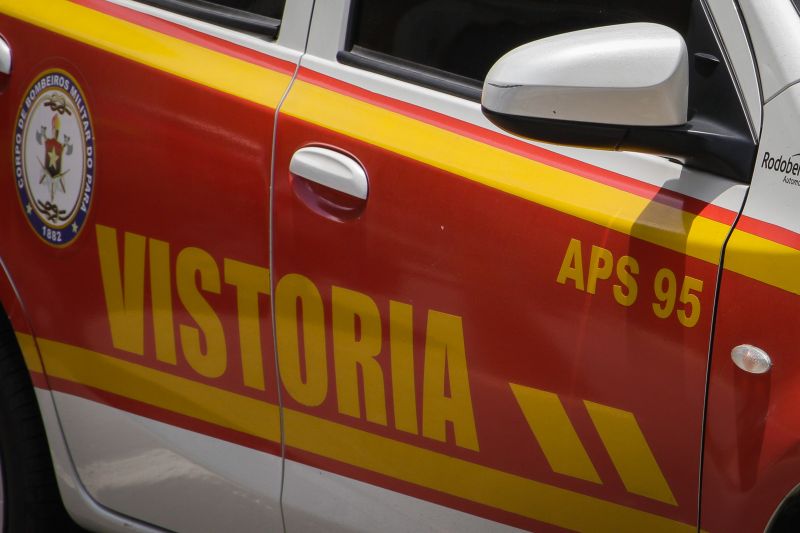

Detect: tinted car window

[350,0,692,83]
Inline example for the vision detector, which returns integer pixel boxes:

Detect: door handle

[0,37,10,75]
[289,146,368,199]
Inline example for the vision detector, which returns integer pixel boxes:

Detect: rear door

[271,1,755,531]
[0,0,309,530]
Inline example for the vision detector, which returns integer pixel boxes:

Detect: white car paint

[739,0,800,102]
[483,23,690,127]
[735,82,800,232]
[55,393,284,533]
[282,460,525,533]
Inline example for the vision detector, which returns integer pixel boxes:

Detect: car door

[0,0,310,531]
[701,1,800,531]
[270,1,758,531]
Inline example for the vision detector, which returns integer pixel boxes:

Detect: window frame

[137,0,282,38]
[337,47,482,101]
[340,0,698,102]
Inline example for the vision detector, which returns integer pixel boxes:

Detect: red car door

[270,1,756,532]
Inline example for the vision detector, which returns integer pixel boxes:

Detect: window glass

[349,0,692,83]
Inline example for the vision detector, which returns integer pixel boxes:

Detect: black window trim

[137,0,281,39]
[339,1,698,103]
[337,47,482,102]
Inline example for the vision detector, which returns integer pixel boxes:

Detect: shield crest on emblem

[44,135,65,178]
[35,112,72,199]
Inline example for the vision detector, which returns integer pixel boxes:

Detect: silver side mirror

[482,23,689,127]
[479,23,758,180]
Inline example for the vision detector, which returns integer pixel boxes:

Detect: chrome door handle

[0,37,10,75]
[289,146,368,199]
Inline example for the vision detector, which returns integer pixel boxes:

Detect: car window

[345,0,692,92]
[138,0,286,37]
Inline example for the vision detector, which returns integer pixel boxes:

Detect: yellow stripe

[18,0,800,299]
[32,335,695,532]
[285,408,693,533]
[16,333,44,373]
[725,229,800,295]
[585,401,677,506]
[510,384,600,484]
[36,335,281,442]
[0,0,290,108]
[279,77,800,300]
[281,80,731,266]
[4,1,732,269]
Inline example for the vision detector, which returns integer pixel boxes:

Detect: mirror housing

[481,23,754,180]
[483,23,689,128]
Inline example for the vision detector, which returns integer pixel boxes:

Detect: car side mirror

[481,23,753,180]
[483,23,689,131]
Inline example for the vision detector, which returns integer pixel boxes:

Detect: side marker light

[731,344,772,374]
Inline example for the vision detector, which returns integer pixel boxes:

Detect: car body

[0,0,798,531]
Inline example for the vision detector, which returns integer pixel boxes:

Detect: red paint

[47,375,281,456]
[0,16,282,400]
[737,214,800,251]
[29,371,49,389]
[702,268,800,532]
[298,67,736,226]
[1,5,774,531]
[272,107,720,528]
[0,13,289,527]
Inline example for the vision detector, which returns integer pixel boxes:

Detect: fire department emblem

[13,70,94,246]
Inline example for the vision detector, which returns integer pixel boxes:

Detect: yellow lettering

[96,225,145,355]
[224,259,270,391]
[332,287,386,425]
[176,247,226,378]
[149,238,176,364]
[652,268,677,319]
[586,245,613,295]
[422,311,479,451]
[275,274,327,406]
[677,275,703,328]
[390,300,418,434]
[613,255,639,307]
[556,238,584,291]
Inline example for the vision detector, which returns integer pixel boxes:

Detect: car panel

[273,2,751,529]
[739,0,800,102]
[274,65,734,532]
[702,81,800,533]
[705,0,762,136]
[0,0,303,530]
[0,0,797,531]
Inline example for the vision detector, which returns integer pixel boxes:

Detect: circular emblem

[13,69,94,246]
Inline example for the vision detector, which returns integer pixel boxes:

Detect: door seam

[268,2,316,532]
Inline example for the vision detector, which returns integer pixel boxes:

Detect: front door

[269,1,756,532]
